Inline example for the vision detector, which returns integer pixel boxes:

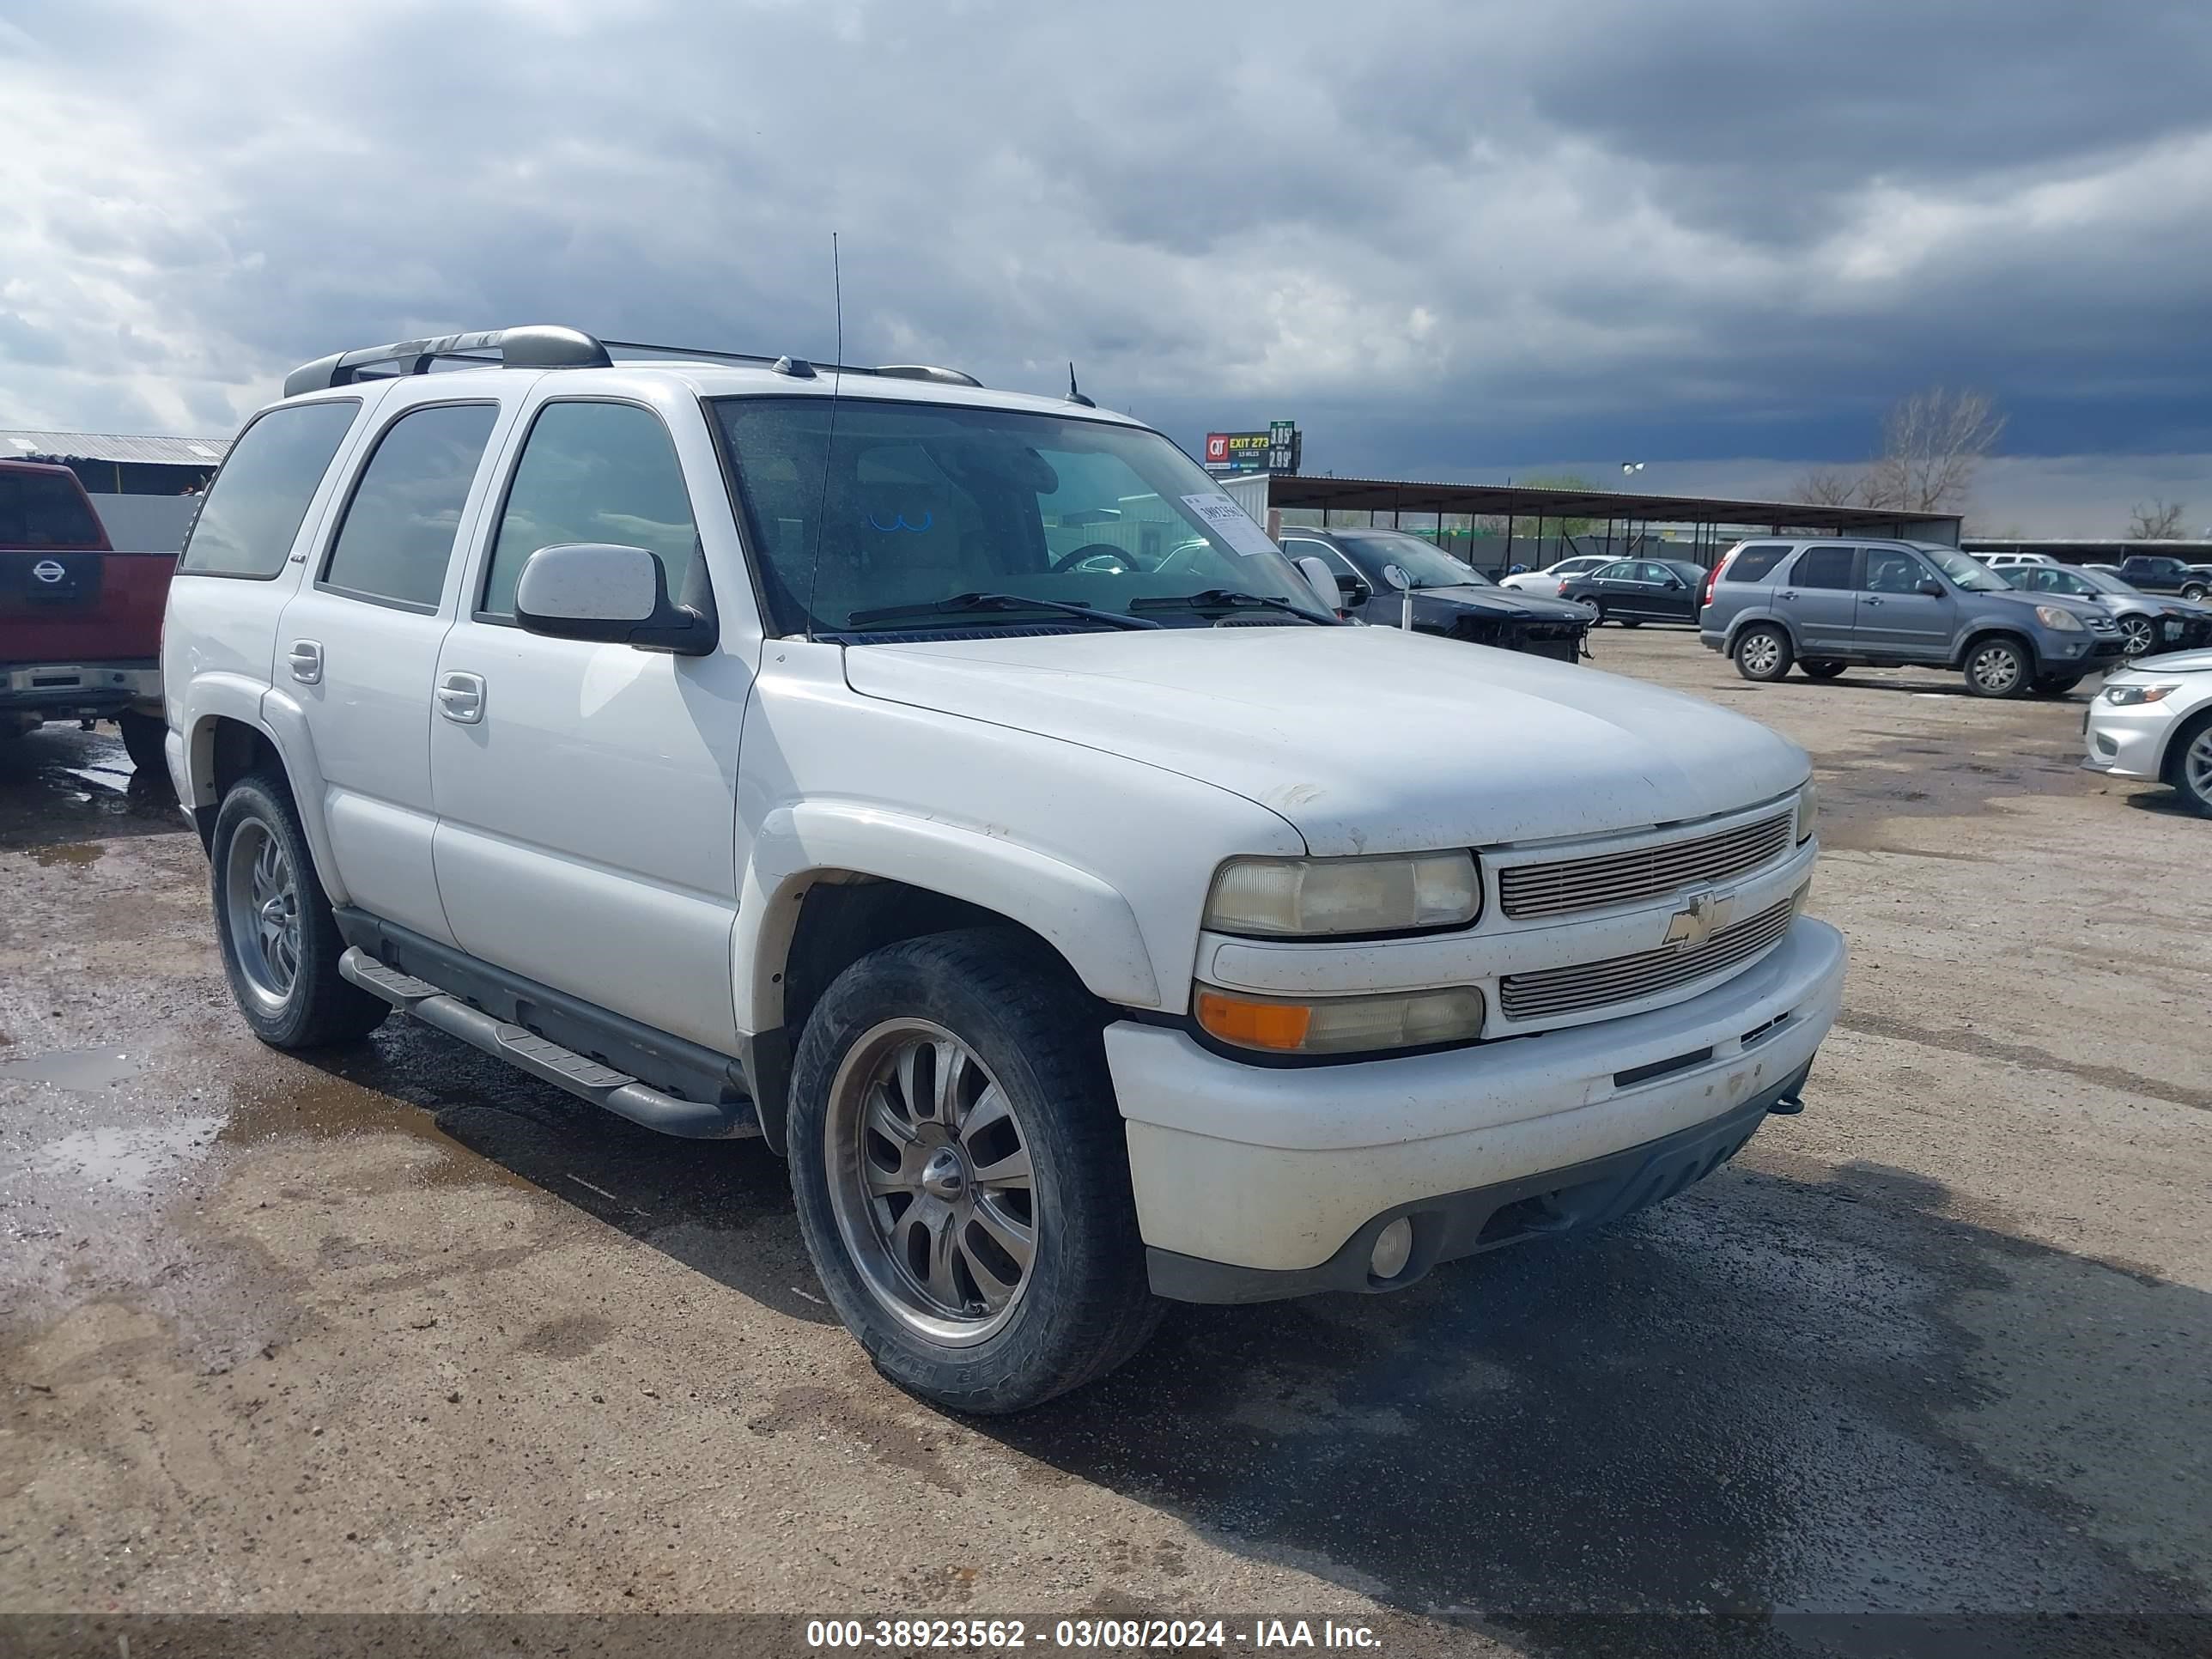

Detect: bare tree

[1862,387,2007,514]
[1791,466,1869,507]
[2125,498,2186,539]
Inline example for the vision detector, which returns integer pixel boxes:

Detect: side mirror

[1917,580,1945,598]
[1293,556,1343,613]
[1381,563,1410,592]
[1662,576,1683,589]
[514,543,718,655]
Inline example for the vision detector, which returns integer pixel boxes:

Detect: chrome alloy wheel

[2185,726,2212,805]
[823,1019,1037,1346]
[1741,632,1783,675]
[2119,615,2155,656]
[223,817,300,1016]
[1969,642,2022,694]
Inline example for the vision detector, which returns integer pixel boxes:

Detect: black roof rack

[283,325,982,398]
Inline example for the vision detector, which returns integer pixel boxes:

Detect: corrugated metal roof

[0,428,229,466]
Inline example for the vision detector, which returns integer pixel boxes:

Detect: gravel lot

[3,629,2206,1656]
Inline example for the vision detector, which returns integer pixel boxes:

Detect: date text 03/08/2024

[805,1618,1382,1650]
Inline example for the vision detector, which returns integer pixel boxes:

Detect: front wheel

[1963,637,2031,698]
[2184,583,2209,602]
[210,773,388,1048]
[2170,714,2212,817]
[1733,624,1793,682]
[787,929,1160,1413]
[2118,616,2157,657]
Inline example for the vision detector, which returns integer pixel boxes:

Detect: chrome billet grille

[1498,811,1793,920]
[1498,894,1798,1021]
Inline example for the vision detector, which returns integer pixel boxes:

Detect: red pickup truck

[0,459,177,774]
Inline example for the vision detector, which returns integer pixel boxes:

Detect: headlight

[1194,983,1486,1054]
[2035,605,2086,632]
[1204,852,1480,937]
[2102,683,2178,706]
[1796,780,1818,845]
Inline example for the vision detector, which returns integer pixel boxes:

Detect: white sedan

[1498,556,1612,593]
[2082,648,2212,816]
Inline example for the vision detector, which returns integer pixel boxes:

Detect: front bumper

[1110,916,1845,1291]
[0,661,161,720]
[2081,696,2185,781]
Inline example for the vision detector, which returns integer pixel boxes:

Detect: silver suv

[1700,538,2126,698]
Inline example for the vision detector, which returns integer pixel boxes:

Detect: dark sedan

[1560,557,1709,626]
[1278,526,1596,663]
[1999,562,2212,658]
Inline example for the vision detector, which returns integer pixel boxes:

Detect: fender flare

[735,801,1162,1034]
[181,679,349,907]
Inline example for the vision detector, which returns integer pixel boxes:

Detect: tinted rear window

[181,400,359,579]
[1723,543,1791,583]
[0,469,104,549]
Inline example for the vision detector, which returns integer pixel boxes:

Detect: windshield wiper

[846,592,1160,631]
[1127,588,1331,623]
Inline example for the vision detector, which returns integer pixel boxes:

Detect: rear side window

[1793,545,1856,589]
[481,402,698,619]
[180,400,359,578]
[1723,543,1790,583]
[0,469,104,548]
[320,404,499,611]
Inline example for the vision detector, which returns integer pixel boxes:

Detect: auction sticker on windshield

[1181,494,1281,559]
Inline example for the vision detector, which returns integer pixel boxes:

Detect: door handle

[1778,591,1797,601]
[436,671,486,725]
[287,640,323,685]
[1863,598,1885,607]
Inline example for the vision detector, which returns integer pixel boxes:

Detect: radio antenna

[802,232,843,641]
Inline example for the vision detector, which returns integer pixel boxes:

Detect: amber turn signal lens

[1194,988,1314,1052]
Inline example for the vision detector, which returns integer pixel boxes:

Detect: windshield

[713,397,1334,634]
[1332,530,1489,589]
[2073,567,2141,596]
[1926,548,2009,592]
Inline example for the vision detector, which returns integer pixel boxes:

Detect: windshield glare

[1928,549,2008,592]
[713,397,1334,634]
[1334,531,1487,589]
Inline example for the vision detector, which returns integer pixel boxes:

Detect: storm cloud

[4,0,2210,504]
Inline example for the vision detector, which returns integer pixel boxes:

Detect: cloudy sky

[5,0,2210,532]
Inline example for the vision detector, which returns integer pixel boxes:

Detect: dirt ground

[2,630,2207,1656]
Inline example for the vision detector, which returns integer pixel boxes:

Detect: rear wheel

[118,711,166,776]
[787,929,1160,1413]
[2170,714,2212,817]
[1963,637,2031,698]
[1733,624,1793,683]
[210,773,387,1048]
[1799,659,1847,680]
[2030,674,2082,697]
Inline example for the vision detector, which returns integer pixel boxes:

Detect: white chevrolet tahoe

[161,325,1845,1412]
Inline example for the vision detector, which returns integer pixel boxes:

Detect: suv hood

[842,626,1809,854]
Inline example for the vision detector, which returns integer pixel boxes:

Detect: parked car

[1700,538,2126,697]
[162,324,1844,1413]
[2114,556,2211,601]
[2083,647,2212,817]
[1277,526,1595,662]
[1996,562,2212,658]
[1972,551,2059,570]
[1,459,175,770]
[1498,555,1611,593]
[1560,557,1709,626]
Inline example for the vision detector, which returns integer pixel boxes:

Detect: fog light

[1370,1217,1413,1279]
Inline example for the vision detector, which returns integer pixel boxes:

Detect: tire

[1799,659,1847,680]
[1733,624,1793,683]
[787,928,1160,1413]
[118,710,167,775]
[210,772,388,1048]
[2168,712,2212,818]
[2118,615,2157,657]
[2184,583,2209,602]
[2030,674,2082,697]
[1589,602,1608,625]
[1962,635,2031,699]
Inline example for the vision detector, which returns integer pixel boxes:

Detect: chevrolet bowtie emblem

[1663,891,1732,950]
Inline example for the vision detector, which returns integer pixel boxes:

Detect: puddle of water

[22,1115,227,1193]
[0,1044,143,1091]
[26,842,105,869]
